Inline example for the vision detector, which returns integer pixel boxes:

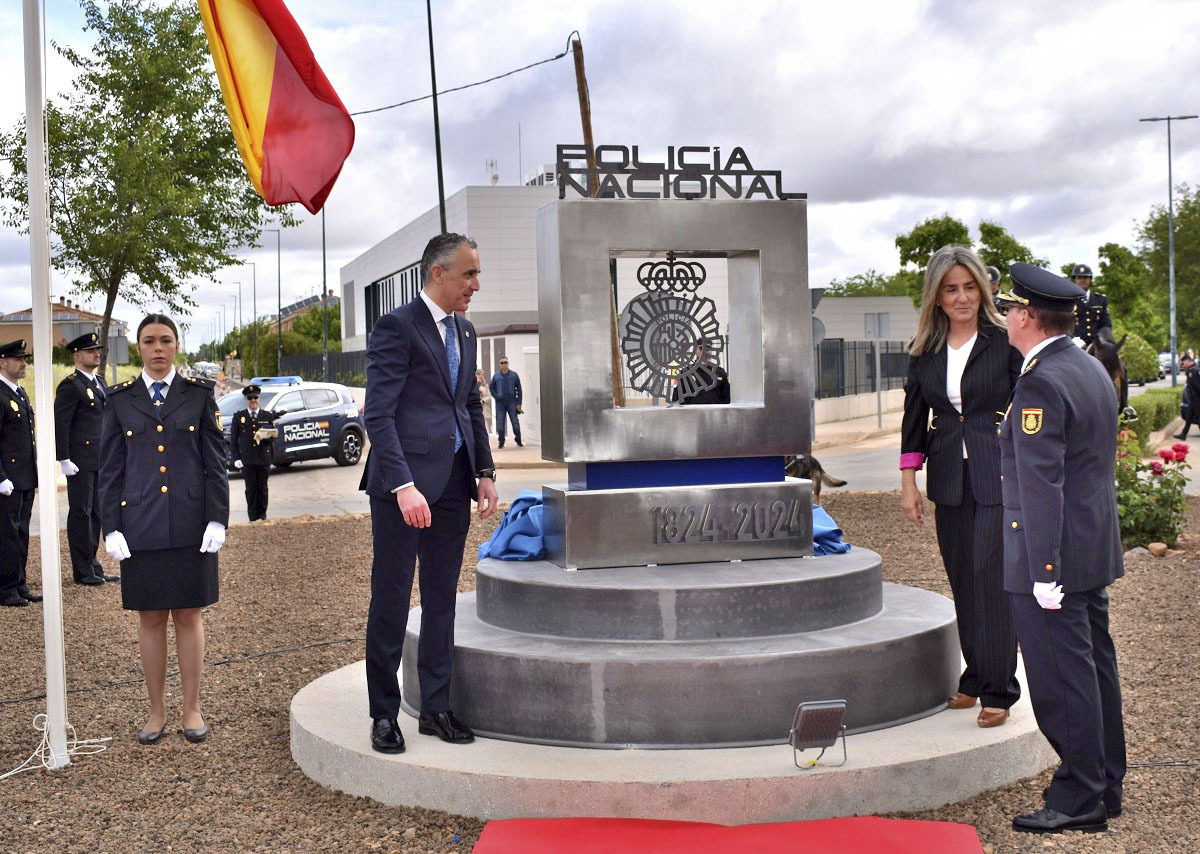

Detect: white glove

[60,459,80,477]
[199,521,226,553]
[0,479,12,496]
[1072,337,1086,349]
[233,460,244,470]
[1033,581,1064,610]
[105,531,132,561]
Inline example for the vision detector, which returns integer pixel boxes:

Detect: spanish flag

[198,0,355,214]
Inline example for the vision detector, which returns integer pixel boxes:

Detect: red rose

[1158,448,1174,461]
[1151,461,1165,475]
[1173,443,1190,453]
[1175,451,1188,462]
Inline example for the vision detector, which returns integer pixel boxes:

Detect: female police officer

[100,314,229,744]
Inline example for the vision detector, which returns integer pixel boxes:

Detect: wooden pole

[571,37,599,198]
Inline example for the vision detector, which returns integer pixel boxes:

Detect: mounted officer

[1070,264,1111,347]
[55,331,119,585]
[230,384,278,521]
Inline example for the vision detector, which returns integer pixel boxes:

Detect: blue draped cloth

[479,491,851,561]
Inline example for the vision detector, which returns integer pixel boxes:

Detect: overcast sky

[1,0,1198,348]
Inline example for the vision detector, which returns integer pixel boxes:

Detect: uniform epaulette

[1019,358,1039,379]
[185,375,216,389]
[108,378,141,396]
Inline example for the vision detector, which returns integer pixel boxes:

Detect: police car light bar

[249,376,303,386]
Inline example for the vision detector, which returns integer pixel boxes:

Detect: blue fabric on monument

[478,490,546,561]
[813,505,852,555]
[480,492,852,561]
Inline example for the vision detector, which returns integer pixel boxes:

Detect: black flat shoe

[99,573,121,583]
[370,718,406,753]
[182,724,210,743]
[418,710,475,744]
[17,589,42,603]
[1,594,30,607]
[1013,805,1107,834]
[74,576,104,586]
[138,723,168,745]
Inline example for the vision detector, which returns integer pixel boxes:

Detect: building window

[364,261,421,335]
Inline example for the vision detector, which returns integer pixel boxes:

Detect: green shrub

[1119,330,1159,384]
[1116,429,1189,548]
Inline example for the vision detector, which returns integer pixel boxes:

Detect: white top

[946,333,976,459]
[140,367,178,398]
[420,290,451,346]
[1021,335,1068,374]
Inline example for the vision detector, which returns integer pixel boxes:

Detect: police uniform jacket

[999,337,1123,593]
[0,381,36,490]
[54,370,106,471]
[901,321,1022,507]
[230,407,277,467]
[99,374,229,552]
[1073,291,1111,345]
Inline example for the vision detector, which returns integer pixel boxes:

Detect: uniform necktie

[442,315,462,452]
[151,380,166,412]
[93,377,106,400]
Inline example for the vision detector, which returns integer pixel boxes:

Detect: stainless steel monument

[400,178,958,748]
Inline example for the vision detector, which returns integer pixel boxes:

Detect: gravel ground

[1,494,1196,853]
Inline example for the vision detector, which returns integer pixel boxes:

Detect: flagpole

[426,0,447,232]
[23,0,70,769]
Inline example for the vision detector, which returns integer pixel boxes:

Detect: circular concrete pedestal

[291,660,1056,823]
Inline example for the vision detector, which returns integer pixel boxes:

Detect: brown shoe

[977,707,1009,728]
[947,692,977,709]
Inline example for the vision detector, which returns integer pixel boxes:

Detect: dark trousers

[66,469,103,580]
[0,488,34,597]
[495,399,521,444]
[934,462,1020,708]
[1010,588,1126,816]
[243,464,270,521]
[365,449,473,720]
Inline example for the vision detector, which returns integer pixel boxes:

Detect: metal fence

[814,339,910,399]
[280,351,367,386]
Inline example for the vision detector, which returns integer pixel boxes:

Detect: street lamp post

[322,207,329,382]
[231,291,240,379]
[1140,114,1198,387]
[265,228,281,375]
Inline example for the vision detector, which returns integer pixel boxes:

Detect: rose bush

[1116,430,1189,548]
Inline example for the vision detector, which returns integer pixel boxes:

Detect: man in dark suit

[360,233,499,753]
[1069,263,1111,347]
[55,331,118,585]
[0,339,41,606]
[230,384,278,521]
[998,263,1125,835]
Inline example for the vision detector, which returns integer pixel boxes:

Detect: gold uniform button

[156,425,164,433]
[159,465,166,473]
[959,415,964,422]
[120,500,127,507]
[1045,564,1053,571]
[85,440,90,445]
[1011,521,1018,529]
[188,425,195,432]
[157,445,165,453]
[161,485,168,493]
[126,430,133,437]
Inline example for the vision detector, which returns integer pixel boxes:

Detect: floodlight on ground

[790,699,847,770]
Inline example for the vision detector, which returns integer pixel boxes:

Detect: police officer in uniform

[1069,263,1111,347]
[55,331,118,585]
[229,384,277,521]
[997,264,1125,834]
[0,339,41,606]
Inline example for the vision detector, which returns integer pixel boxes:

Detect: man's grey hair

[421,233,478,284]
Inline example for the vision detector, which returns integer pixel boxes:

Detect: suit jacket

[0,381,36,490]
[1073,291,1111,345]
[99,375,229,551]
[360,298,493,502]
[54,370,107,471]
[230,407,277,467]
[901,322,1022,507]
[999,337,1123,592]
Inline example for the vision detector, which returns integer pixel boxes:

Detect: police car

[216,377,365,469]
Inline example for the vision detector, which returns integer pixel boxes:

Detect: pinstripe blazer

[901,321,1022,507]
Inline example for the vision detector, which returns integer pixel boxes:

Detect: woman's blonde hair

[908,245,1005,356]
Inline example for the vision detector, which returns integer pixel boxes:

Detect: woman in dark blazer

[900,246,1022,728]
[100,314,229,744]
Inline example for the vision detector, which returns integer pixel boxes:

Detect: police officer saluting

[230,384,277,521]
[0,339,41,606]
[55,331,118,585]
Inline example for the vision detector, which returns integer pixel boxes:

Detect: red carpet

[473,816,982,853]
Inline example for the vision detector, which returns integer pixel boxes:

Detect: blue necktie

[442,316,462,451]
[151,380,166,414]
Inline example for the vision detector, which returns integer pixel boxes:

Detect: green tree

[258,331,321,376]
[894,216,971,305]
[1096,243,1168,352]
[0,1,295,373]
[824,270,910,298]
[290,302,342,351]
[977,221,1048,285]
[1138,183,1200,348]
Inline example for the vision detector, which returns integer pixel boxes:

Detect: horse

[1085,327,1135,420]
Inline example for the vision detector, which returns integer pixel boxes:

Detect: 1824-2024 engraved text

[651,499,806,545]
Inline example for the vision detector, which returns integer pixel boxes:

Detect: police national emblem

[1021,408,1043,435]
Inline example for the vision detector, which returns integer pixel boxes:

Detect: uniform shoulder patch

[1020,408,1043,435]
[1018,357,1039,378]
[189,375,216,389]
[108,379,139,396]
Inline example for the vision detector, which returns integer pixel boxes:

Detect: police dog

[784,454,846,503]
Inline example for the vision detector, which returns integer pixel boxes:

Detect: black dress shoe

[1174,434,1189,440]
[1013,805,1107,834]
[74,576,104,586]
[17,588,42,603]
[1,593,30,607]
[515,440,523,447]
[370,718,406,753]
[99,573,121,583]
[1043,787,1121,818]
[418,710,475,744]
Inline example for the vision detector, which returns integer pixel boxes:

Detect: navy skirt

[120,546,218,611]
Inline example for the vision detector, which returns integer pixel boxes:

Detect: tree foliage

[1097,243,1167,352]
[290,303,342,351]
[1138,183,1200,348]
[0,0,295,371]
[823,269,910,298]
[977,221,1048,282]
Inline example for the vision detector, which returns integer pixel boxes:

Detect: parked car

[216,377,365,470]
[1159,352,1175,379]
